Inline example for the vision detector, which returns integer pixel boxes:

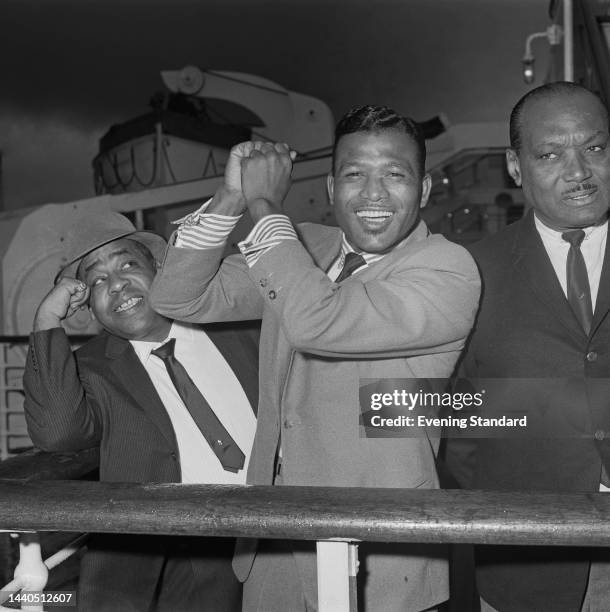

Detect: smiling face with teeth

[80,238,172,342]
[327,128,431,253]
[506,89,610,231]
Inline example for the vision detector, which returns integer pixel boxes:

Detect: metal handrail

[0,480,609,547]
[1,450,610,611]
[0,449,608,547]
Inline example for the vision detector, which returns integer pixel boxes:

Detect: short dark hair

[332,105,426,176]
[76,238,156,281]
[509,81,609,152]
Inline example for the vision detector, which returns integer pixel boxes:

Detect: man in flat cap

[23,211,259,612]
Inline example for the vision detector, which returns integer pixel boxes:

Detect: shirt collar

[130,321,194,363]
[534,213,607,244]
[338,235,384,267]
[338,219,427,266]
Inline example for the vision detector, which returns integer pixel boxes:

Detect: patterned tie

[562,229,593,335]
[152,338,245,472]
[335,252,366,283]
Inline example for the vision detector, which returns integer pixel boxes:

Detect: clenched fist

[241,142,295,220]
[34,277,90,332]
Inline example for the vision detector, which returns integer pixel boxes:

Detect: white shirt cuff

[238,215,298,267]
[173,199,242,249]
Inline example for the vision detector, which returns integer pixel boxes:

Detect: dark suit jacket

[23,321,259,611]
[446,210,610,611]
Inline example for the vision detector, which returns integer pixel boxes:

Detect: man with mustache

[447,82,610,611]
[151,105,481,611]
[23,212,259,611]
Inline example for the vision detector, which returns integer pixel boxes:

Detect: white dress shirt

[131,322,256,484]
[534,215,607,309]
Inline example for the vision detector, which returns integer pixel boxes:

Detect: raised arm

[150,143,267,323]
[248,234,480,358]
[238,141,481,359]
[24,278,102,451]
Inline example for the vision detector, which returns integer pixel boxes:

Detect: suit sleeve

[23,328,102,451]
[247,235,481,359]
[150,240,264,323]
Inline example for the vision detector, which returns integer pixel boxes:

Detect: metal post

[564,0,574,81]
[154,121,165,187]
[317,540,358,612]
[12,533,47,611]
[0,343,8,460]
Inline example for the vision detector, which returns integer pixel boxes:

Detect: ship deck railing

[0,448,610,611]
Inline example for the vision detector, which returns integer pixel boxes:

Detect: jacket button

[595,430,605,441]
[268,290,276,300]
[260,278,268,287]
[170,452,177,460]
[284,419,294,428]
[586,351,598,362]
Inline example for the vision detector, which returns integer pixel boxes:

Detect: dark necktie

[562,229,593,335]
[152,338,245,473]
[335,252,366,283]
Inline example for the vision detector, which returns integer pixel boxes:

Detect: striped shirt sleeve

[238,215,298,267]
[173,199,242,249]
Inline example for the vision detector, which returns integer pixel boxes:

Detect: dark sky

[1,0,550,209]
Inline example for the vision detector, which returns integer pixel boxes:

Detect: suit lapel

[591,224,610,334]
[511,212,585,341]
[105,333,177,450]
[299,224,343,272]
